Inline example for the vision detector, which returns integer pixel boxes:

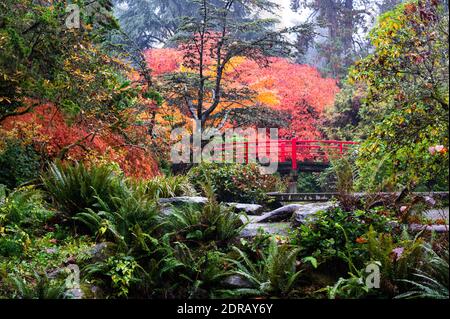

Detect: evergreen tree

[113,0,253,49]
[291,0,403,79]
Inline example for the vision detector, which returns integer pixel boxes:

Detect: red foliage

[145,48,339,140]
[235,57,339,139]
[1,104,159,179]
[144,48,183,76]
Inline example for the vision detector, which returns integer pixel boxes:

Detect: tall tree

[146,49,338,142]
[113,0,252,49]
[291,0,402,79]
[347,0,448,190]
[159,0,311,134]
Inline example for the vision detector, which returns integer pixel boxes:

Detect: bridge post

[291,138,298,170]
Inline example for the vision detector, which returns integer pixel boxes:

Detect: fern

[396,244,449,299]
[8,272,67,299]
[365,226,425,295]
[74,184,160,252]
[158,241,233,298]
[164,185,246,243]
[143,175,197,199]
[42,161,125,216]
[0,185,53,229]
[228,237,303,297]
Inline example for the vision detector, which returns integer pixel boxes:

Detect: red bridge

[213,139,359,173]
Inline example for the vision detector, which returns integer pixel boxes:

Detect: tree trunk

[342,0,354,69]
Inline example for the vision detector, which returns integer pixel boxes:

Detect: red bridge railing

[211,139,358,170]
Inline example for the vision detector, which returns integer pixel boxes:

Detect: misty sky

[268,0,311,29]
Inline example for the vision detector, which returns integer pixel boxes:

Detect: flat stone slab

[253,202,334,224]
[267,192,337,202]
[240,222,291,238]
[268,192,449,203]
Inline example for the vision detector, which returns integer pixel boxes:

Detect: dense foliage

[188,163,284,204]
[0,0,160,179]
[0,0,448,301]
[353,0,448,190]
[1,161,448,299]
[113,0,255,49]
[146,49,339,150]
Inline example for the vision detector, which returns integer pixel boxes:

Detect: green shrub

[0,140,41,189]
[0,226,30,257]
[396,243,449,299]
[0,185,53,257]
[322,226,427,299]
[0,185,54,229]
[0,233,94,295]
[332,157,356,194]
[295,207,395,265]
[73,179,160,250]
[74,198,159,251]
[159,242,232,298]
[6,272,67,299]
[42,161,125,216]
[364,227,425,296]
[297,172,323,193]
[188,163,283,204]
[84,254,142,298]
[106,255,141,297]
[322,271,378,299]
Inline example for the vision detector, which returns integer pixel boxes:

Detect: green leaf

[302,256,318,269]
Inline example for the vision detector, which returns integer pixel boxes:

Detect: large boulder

[292,202,335,226]
[253,204,304,223]
[226,203,264,215]
[422,207,449,222]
